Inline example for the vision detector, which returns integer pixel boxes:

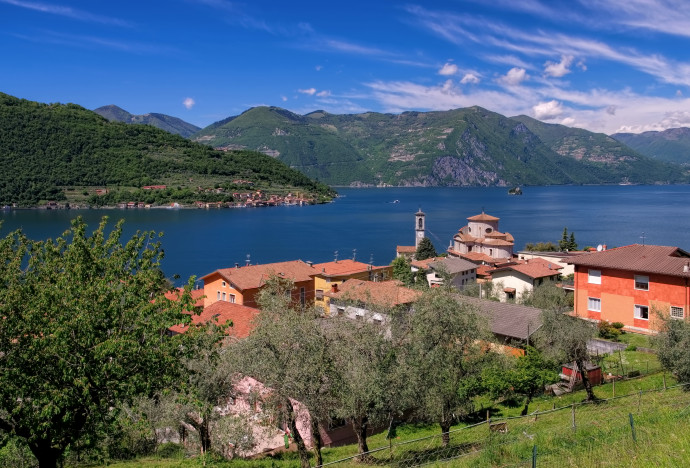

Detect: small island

[508,186,523,195]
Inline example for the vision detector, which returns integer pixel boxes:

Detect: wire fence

[316,381,690,468]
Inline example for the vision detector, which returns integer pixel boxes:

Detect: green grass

[97,368,690,468]
[618,332,654,349]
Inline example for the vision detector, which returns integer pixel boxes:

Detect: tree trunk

[577,358,597,401]
[440,418,452,448]
[521,393,534,416]
[199,419,211,455]
[29,440,63,468]
[352,416,370,461]
[285,399,311,468]
[310,417,323,467]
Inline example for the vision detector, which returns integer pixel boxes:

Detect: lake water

[2,185,690,285]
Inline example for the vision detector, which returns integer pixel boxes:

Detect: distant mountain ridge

[190,106,688,187]
[611,128,690,165]
[94,105,200,138]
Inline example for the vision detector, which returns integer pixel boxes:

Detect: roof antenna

[640,232,646,246]
[352,248,357,261]
[369,254,374,265]
[334,250,338,262]
[245,253,251,266]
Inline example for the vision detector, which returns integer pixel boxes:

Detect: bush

[626,345,638,351]
[156,442,184,459]
[598,320,622,340]
[612,322,625,330]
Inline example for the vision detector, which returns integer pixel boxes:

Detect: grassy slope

[103,352,687,468]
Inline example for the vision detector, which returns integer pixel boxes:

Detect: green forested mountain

[611,128,690,165]
[93,104,201,138]
[0,93,334,206]
[192,106,688,187]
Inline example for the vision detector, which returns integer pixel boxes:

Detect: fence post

[613,378,615,397]
[532,444,537,468]
[571,403,576,431]
[637,390,642,413]
[629,413,637,444]
[663,373,667,390]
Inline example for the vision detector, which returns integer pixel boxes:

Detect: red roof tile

[164,288,205,308]
[467,212,500,222]
[490,258,563,279]
[202,260,316,291]
[567,244,690,278]
[396,245,416,253]
[313,259,387,277]
[169,301,260,338]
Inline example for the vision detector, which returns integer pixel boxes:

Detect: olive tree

[0,218,199,468]
[402,289,489,446]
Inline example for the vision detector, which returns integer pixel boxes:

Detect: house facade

[312,259,392,312]
[448,212,514,262]
[201,260,316,309]
[568,244,690,331]
[488,258,563,301]
[424,257,478,289]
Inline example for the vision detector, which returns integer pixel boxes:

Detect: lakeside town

[153,208,690,460]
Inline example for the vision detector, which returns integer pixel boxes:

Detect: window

[336,307,345,316]
[315,289,324,300]
[222,292,226,301]
[489,249,493,256]
[222,281,226,287]
[229,294,236,303]
[671,306,684,319]
[300,287,306,306]
[588,269,601,284]
[588,297,601,312]
[634,305,649,320]
[217,291,220,300]
[486,227,492,233]
[634,275,649,291]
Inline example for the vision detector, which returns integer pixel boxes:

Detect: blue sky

[2,0,690,134]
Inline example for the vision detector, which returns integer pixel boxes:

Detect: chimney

[235,262,239,269]
[306,260,313,267]
[331,283,338,293]
[602,245,607,251]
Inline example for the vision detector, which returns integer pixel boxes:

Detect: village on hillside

[162,208,690,458]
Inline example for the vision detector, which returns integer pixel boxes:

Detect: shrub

[598,320,622,340]
[612,322,625,329]
[157,443,184,459]
[626,345,638,351]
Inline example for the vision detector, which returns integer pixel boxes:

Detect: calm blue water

[2,185,690,285]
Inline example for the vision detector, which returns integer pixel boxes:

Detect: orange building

[201,260,317,309]
[568,244,690,331]
[312,259,392,312]
[168,301,260,339]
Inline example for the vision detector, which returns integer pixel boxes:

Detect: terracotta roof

[490,258,563,279]
[169,301,260,338]
[456,296,542,341]
[411,256,445,269]
[447,249,499,265]
[202,260,316,290]
[567,244,690,278]
[326,279,422,307]
[481,238,515,247]
[396,245,417,253]
[467,212,500,222]
[313,259,386,277]
[476,264,493,278]
[428,257,478,274]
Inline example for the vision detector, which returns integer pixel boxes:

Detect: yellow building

[312,259,392,313]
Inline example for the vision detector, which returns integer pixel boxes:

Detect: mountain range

[189,106,687,187]
[611,128,690,165]
[0,93,333,206]
[94,105,201,138]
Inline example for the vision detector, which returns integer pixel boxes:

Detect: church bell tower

[415,208,425,248]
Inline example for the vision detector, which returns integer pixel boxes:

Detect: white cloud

[561,117,576,126]
[0,0,131,26]
[533,100,564,120]
[460,73,480,84]
[439,62,459,76]
[498,67,528,86]
[298,88,317,95]
[281,95,288,102]
[544,55,574,77]
[316,90,331,97]
[606,105,617,115]
[315,65,323,71]
[183,97,195,109]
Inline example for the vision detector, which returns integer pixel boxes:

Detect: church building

[448,212,515,263]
